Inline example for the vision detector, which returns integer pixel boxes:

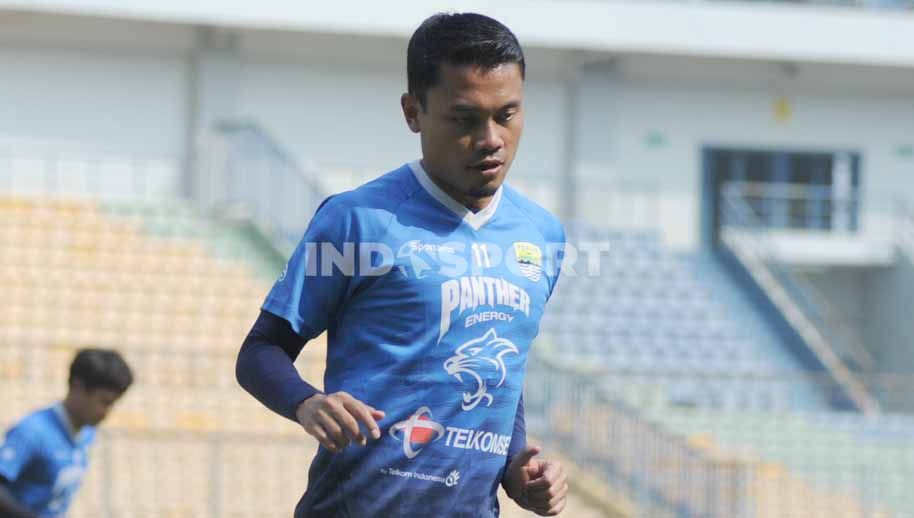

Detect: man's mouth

[468,160,504,176]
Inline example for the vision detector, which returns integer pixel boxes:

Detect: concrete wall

[2,12,913,245]
[0,13,191,196]
[798,267,870,357]
[799,259,914,412]
[236,30,569,215]
[571,55,914,250]
[865,253,914,411]
[0,13,190,156]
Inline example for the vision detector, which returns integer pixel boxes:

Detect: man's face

[402,62,524,210]
[70,381,123,426]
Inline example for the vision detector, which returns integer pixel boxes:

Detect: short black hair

[69,348,134,394]
[407,12,525,109]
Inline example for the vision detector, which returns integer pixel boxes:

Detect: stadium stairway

[0,194,616,518]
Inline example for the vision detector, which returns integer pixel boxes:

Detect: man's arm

[0,481,38,518]
[236,310,384,452]
[236,310,320,422]
[0,426,38,518]
[503,394,527,477]
[501,394,568,516]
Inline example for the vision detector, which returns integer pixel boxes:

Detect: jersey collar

[409,160,503,231]
[53,402,82,443]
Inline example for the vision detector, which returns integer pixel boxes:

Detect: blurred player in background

[237,12,568,517]
[0,348,133,518]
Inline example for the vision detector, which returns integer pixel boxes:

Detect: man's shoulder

[316,164,420,224]
[6,406,54,439]
[502,184,565,243]
[321,164,418,212]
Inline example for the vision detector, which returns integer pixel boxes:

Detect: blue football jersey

[0,405,95,518]
[264,161,564,517]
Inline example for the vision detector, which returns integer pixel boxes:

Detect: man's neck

[61,399,86,432]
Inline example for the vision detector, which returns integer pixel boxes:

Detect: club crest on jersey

[443,328,519,411]
[513,242,543,282]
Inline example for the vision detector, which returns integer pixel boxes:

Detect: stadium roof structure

[2,0,914,68]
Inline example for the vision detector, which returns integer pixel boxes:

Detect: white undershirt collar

[409,160,503,231]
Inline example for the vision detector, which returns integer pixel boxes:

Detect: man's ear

[401,93,421,133]
[68,377,86,395]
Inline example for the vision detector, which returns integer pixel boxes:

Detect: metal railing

[4,333,914,517]
[292,161,660,233]
[719,187,881,414]
[722,180,862,233]
[64,429,313,518]
[0,140,181,201]
[195,121,327,256]
[897,199,914,256]
[721,182,880,372]
[195,124,661,255]
[525,353,911,518]
[527,353,748,518]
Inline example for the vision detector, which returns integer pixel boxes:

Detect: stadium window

[710,147,861,233]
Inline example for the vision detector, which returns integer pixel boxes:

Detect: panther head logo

[443,328,519,411]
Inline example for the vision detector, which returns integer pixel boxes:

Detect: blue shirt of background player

[0,404,94,518]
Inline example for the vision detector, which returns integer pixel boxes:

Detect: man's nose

[475,119,504,152]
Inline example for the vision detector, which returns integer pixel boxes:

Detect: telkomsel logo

[389,406,513,459]
[389,406,445,459]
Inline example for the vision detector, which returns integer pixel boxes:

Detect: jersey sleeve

[545,220,566,300]
[0,425,34,483]
[262,196,360,340]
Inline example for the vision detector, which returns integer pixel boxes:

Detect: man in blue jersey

[237,12,568,517]
[0,348,133,518]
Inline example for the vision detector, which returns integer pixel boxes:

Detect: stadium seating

[540,225,824,412]
[532,224,912,518]
[0,195,325,518]
[0,194,611,518]
[13,196,908,517]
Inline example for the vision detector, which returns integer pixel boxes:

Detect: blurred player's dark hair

[407,12,525,109]
[69,348,134,394]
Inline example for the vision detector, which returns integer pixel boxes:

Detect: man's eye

[497,112,516,124]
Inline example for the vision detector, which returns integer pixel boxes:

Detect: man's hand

[295,392,385,453]
[503,445,568,516]
[0,482,40,518]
